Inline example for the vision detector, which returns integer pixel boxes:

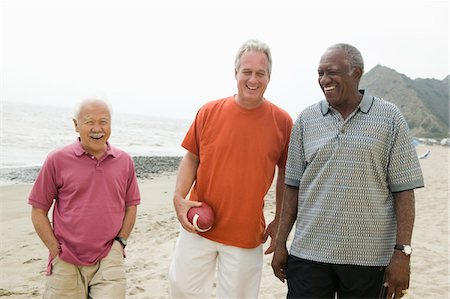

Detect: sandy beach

[0,144,448,298]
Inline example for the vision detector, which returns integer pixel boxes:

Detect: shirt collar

[320,90,374,116]
[73,138,116,158]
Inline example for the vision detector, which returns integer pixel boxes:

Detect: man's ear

[352,67,363,80]
[73,119,79,132]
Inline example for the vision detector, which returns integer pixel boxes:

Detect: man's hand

[384,252,411,298]
[173,194,202,233]
[263,219,279,254]
[271,245,288,283]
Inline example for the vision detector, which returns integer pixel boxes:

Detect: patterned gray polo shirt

[285,93,424,266]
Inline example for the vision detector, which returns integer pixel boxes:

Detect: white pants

[169,229,263,299]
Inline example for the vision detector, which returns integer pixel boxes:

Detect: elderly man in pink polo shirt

[28,98,141,298]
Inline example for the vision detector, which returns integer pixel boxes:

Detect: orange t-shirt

[182,96,292,248]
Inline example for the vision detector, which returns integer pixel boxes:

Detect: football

[187,202,215,232]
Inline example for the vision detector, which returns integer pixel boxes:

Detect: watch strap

[394,244,412,255]
[114,236,127,248]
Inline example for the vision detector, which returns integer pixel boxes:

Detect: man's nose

[92,123,102,131]
[249,73,258,82]
[319,73,331,85]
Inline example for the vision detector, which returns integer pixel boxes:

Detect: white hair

[234,39,272,75]
[73,97,113,120]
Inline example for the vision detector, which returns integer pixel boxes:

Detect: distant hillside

[360,65,449,138]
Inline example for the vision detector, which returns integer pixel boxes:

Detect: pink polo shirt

[28,139,141,266]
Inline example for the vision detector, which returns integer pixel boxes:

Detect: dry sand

[0,145,448,298]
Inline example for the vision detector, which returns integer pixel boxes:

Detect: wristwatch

[114,236,127,248]
[394,244,412,256]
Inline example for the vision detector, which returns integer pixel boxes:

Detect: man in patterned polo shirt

[272,43,424,299]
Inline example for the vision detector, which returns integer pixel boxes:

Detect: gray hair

[234,39,272,75]
[327,43,364,74]
[73,98,112,120]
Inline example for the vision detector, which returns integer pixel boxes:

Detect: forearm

[393,190,415,244]
[173,152,199,200]
[384,190,415,298]
[276,185,299,245]
[172,152,202,232]
[31,207,59,257]
[274,167,286,221]
[117,205,137,239]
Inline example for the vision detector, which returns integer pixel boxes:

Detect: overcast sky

[1,0,448,120]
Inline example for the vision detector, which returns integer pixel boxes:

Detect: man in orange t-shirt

[169,39,293,299]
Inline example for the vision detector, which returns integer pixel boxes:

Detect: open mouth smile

[89,134,104,140]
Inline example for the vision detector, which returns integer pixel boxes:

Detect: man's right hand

[173,194,202,233]
[49,246,60,259]
[271,245,289,283]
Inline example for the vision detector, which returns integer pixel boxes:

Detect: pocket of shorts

[47,256,79,290]
[51,255,78,274]
[101,267,126,281]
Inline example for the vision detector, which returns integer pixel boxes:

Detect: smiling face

[318,48,362,115]
[73,100,111,159]
[235,51,270,109]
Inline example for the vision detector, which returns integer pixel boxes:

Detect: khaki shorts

[44,241,126,299]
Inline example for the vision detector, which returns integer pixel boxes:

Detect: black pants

[286,255,386,299]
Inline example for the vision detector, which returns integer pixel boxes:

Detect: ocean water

[0,101,191,169]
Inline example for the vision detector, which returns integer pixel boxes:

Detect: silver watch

[394,244,412,256]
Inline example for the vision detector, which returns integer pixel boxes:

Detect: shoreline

[0,156,182,186]
[1,144,446,185]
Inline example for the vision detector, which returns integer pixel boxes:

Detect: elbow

[31,206,49,227]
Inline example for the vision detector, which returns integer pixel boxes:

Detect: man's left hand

[384,252,411,298]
